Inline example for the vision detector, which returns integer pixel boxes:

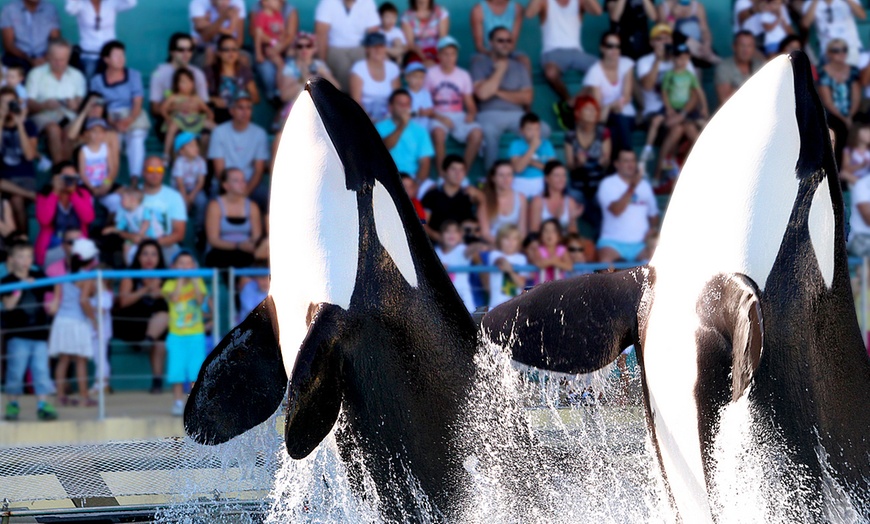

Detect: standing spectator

[526,0,601,114]
[819,38,861,165]
[404,61,434,130]
[0,86,38,229]
[350,32,401,123]
[477,159,527,245]
[35,161,94,267]
[375,89,434,187]
[140,156,187,263]
[251,0,286,101]
[1,242,57,421]
[189,0,246,66]
[89,264,113,394]
[802,0,865,67]
[435,220,478,312]
[0,0,61,72]
[149,33,210,122]
[472,26,545,170]
[486,224,527,308]
[421,154,481,243]
[426,36,483,175]
[582,32,636,161]
[162,250,208,416]
[565,96,610,236]
[113,238,168,393]
[605,0,657,60]
[658,0,720,65]
[756,0,795,56]
[89,40,149,187]
[206,34,260,124]
[596,149,659,263]
[207,96,271,212]
[715,30,765,105]
[378,2,407,62]
[314,0,380,94]
[204,167,263,268]
[401,0,449,64]
[171,132,208,234]
[470,0,525,60]
[64,0,138,79]
[237,262,269,324]
[529,160,583,235]
[508,112,556,198]
[529,218,573,283]
[25,38,86,163]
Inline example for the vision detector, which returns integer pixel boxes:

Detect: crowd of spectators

[0,0,869,419]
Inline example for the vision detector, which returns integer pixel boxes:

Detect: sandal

[82,398,98,408]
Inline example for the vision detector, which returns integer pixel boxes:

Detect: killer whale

[183,78,485,521]
[483,51,870,521]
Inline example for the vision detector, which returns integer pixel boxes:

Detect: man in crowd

[376,89,435,194]
[596,149,659,263]
[0,86,38,229]
[189,0,247,51]
[25,38,85,163]
[0,0,61,72]
[421,154,482,243]
[314,0,380,92]
[472,26,548,169]
[715,30,764,105]
[149,33,210,123]
[141,156,187,263]
[208,95,271,212]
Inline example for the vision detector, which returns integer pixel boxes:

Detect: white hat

[71,238,98,261]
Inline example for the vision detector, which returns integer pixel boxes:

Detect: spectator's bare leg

[597,247,622,264]
[464,128,483,175]
[44,123,70,163]
[9,195,25,233]
[147,311,168,381]
[75,356,90,401]
[657,124,685,179]
[432,127,447,177]
[55,354,70,401]
[164,120,179,161]
[543,63,570,102]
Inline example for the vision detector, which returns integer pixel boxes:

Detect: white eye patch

[373,180,418,288]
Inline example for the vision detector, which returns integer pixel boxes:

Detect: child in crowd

[435,220,480,312]
[400,173,426,219]
[529,219,573,283]
[565,232,594,277]
[659,44,706,181]
[486,224,528,308]
[171,132,209,233]
[79,118,121,213]
[237,262,269,324]
[90,264,113,394]
[162,251,208,416]
[841,124,870,185]
[252,0,286,99]
[404,62,434,130]
[758,0,793,57]
[161,68,215,162]
[509,113,557,198]
[48,238,99,407]
[102,186,151,266]
[1,242,57,421]
[3,66,27,101]
[378,2,407,62]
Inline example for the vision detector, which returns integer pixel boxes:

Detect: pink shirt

[253,10,284,43]
[425,65,472,114]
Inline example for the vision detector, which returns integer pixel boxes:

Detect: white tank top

[490,191,522,238]
[541,195,571,230]
[82,142,109,188]
[541,0,582,54]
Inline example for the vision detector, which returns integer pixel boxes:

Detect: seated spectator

[149,33,210,125]
[251,0,286,100]
[0,86,39,229]
[402,62,433,130]
[472,27,547,170]
[25,38,86,163]
[715,30,764,105]
[237,263,269,324]
[275,31,339,121]
[605,0,657,60]
[752,0,795,57]
[564,95,610,237]
[90,40,151,184]
[204,167,263,268]
[0,190,17,244]
[3,66,28,102]
[818,38,861,165]
[840,123,870,185]
[141,156,187,263]
[426,36,483,175]
[0,0,61,72]
[314,0,380,94]
[160,68,215,161]
[657,43,707,182]
[658,0,719,65]
[376,89,434,188]
[486,223,527,308]
[189,0,246,67]
[206,34,260,123]
[1,241,57,421]
[470,0,530,70]
[207,95,271,212]
[249,0,298,58]
[565,232,596,276]
[478,159,527,245]
[378,2,407,62]
[401,0,449,65]
[66,92,120,170]
[77,118,121,212]
[35,161,94,267]
[582,31,636,161]
[596,149,659,263]
[508,112,556,198]
[421,154,481,242]
[528,218,573,283]
[850,170,870,257]
[101,185,149,266]
[801,0,865,67]
[529,160,583,235]
[350,33,401,123]
[171,132,208,234]
[435,220,480,312]
[113,238,168,394]
[65,0,138,79]
[525,0,601,112]
[401,173,427,220]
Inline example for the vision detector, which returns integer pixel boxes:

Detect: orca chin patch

[373,180,418,288]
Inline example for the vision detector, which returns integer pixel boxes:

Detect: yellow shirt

[162,278,207,335]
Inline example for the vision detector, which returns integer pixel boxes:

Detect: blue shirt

[0,1,59,58]
[142,186,186,243]
[375,118,434,176]
[89,68,144,113]
[508,138,556,179]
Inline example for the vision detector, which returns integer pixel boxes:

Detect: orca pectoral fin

[285,303,346,459]
[695,273,764,401]
[482,267,650,374]
[184,297,287,445]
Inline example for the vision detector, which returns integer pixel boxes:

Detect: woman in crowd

[818,38,861,164]
[477,159,527,246]
[65,0,138,78]
[273,32,339,129]
[582,32,636,160]
[801,0,865,67]
[67,92,120,158]
[35,162,95,268]
[204,167,263,268]
[564,95,610,237]
[0,87,38,231]
[658,0,719,64]
[207,34,260,124]
[529,160,583,237]
[349,32,401,123]
[401,0,450,64]
[113,238,169,394]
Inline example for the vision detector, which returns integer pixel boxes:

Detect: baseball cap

[85,118,108,131]
[650,24,673,39]
[362,32,387,47]
[436,36,460,51]
[404,62,426,75]
[174,131,197,153]
[71,238,98,261]
[675,42,690,55]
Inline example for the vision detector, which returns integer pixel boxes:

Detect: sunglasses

[830,47,848,54]
[175,46,194,53]
[64,239,77,246]
[145,166,165,174]
[296,43,314,49]
[220,47,239,53]
[568,247,585,253]
[603,42,620,49]
[494,38,513,44]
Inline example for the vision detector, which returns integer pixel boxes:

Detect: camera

[7,101,20,115]
[664,43,673,57]
[62,175,78,187]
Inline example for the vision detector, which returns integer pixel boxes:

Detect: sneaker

[37,402,58,421]
[640,145,653,165]
[4,401,19,421]
[171,400,184,417]
[553,101,575,130]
